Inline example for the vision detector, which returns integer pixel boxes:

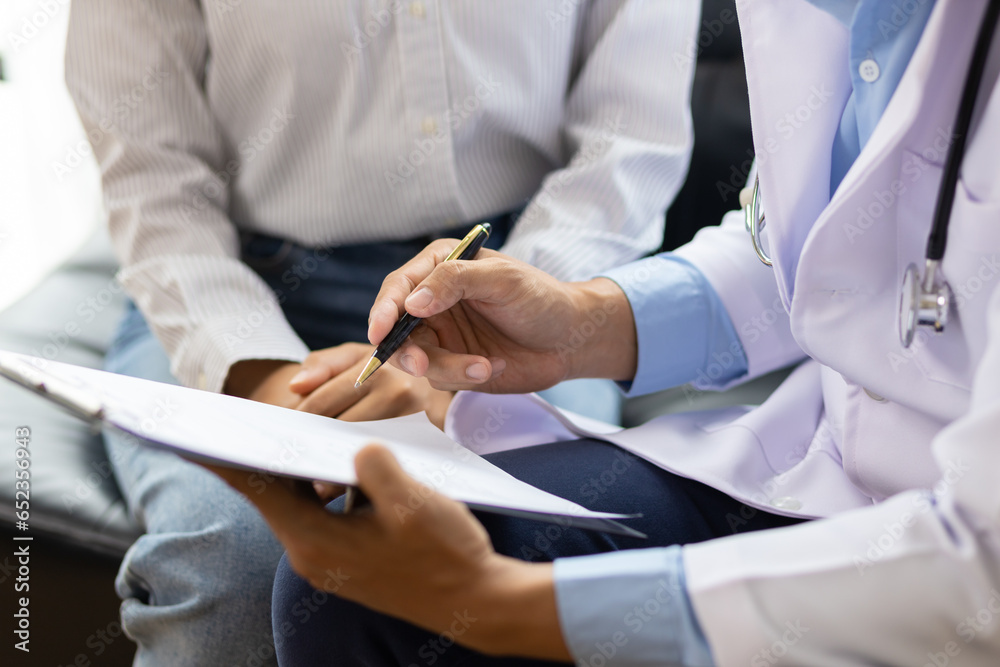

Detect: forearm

[600,254,749,396]
[457,560,571,660]
[673,209,805,383]
[470,547,713,665]
[223,359,301,408]
[555,546,713,666]
[68,0,309,391]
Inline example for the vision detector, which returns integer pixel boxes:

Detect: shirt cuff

[176,312,310,392]
[553,546,714,666]
[600,255,748,396]
[119,263,311,393]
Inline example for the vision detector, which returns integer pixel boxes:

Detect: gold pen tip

[354,356,383,387]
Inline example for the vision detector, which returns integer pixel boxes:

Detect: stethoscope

[743,0,1000,349]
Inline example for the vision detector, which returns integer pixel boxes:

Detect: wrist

[465,557,571,660]
[565,278,637,382]
[425,389,455,430]
[224,359,301,400]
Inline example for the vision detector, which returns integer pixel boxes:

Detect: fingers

[298,350,438,420]
[368,245,507,345]
[296,371,366,417]
[290,344,372,395]
[368,239,459,345]
[294,344,381,416]
[336,397,405,423]
[201,463,325,533]
[335,369,427,422]
[402,256,510,319]
[388,338,506,390]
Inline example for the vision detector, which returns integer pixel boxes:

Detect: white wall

[0,0,104,312]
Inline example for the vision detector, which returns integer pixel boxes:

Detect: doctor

[212,0,1000,664]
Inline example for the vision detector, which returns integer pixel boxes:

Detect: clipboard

[0,354,351,510]
[0,354,105,427]
[0,351,644,538]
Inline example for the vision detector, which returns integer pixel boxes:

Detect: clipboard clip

[0,356,106,432]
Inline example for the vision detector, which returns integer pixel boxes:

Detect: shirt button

[770,496,803,511]
[859,58,880,83]
[409,1,426,18]
[421,116,438,136]
[864,387,888,403]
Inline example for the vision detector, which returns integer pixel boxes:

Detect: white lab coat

[675,0,1000,664]
[448,0,1000,662]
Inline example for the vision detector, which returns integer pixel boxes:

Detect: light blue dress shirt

[604,255,747,396]
[552,1,937,664]
[822,0,939,193]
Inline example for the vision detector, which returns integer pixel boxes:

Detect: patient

[65,1,699,663]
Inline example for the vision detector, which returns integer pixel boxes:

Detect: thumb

[353,444,429,515]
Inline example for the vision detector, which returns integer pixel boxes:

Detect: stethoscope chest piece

[898,260,950,348]
[897,0,1000,347]
[740,0,997,352]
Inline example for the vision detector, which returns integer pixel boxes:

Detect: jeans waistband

[239,211,517,263]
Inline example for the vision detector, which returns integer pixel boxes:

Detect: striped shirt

[65,0,698,392]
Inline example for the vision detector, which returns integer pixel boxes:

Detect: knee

[272,552,346,621]
[121,502,284,607]
[113,513,286,664]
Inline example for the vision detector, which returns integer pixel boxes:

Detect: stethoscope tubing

[926,0,1000,262]
[744,0,1000,349]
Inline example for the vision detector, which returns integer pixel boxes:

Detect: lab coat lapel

[791,0,984,400]
[735,0,852,308]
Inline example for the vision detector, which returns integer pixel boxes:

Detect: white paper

[0,351,632,524]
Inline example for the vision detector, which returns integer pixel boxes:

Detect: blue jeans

[271,439,804,666]
[104,215,621,665]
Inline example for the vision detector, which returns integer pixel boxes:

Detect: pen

[355,223,492,388]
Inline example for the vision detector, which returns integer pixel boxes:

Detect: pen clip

[443,223,491,261]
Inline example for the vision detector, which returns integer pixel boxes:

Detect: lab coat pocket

[896,154,1000,392]
[940,178,1000,358]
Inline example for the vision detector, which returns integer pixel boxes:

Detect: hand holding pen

[363,228,638,394]
[356,223,494,387]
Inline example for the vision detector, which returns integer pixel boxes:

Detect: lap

[102,303,285,664]
[477,439,803,560]
[272,440,804,666]
[103,303,278,539]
